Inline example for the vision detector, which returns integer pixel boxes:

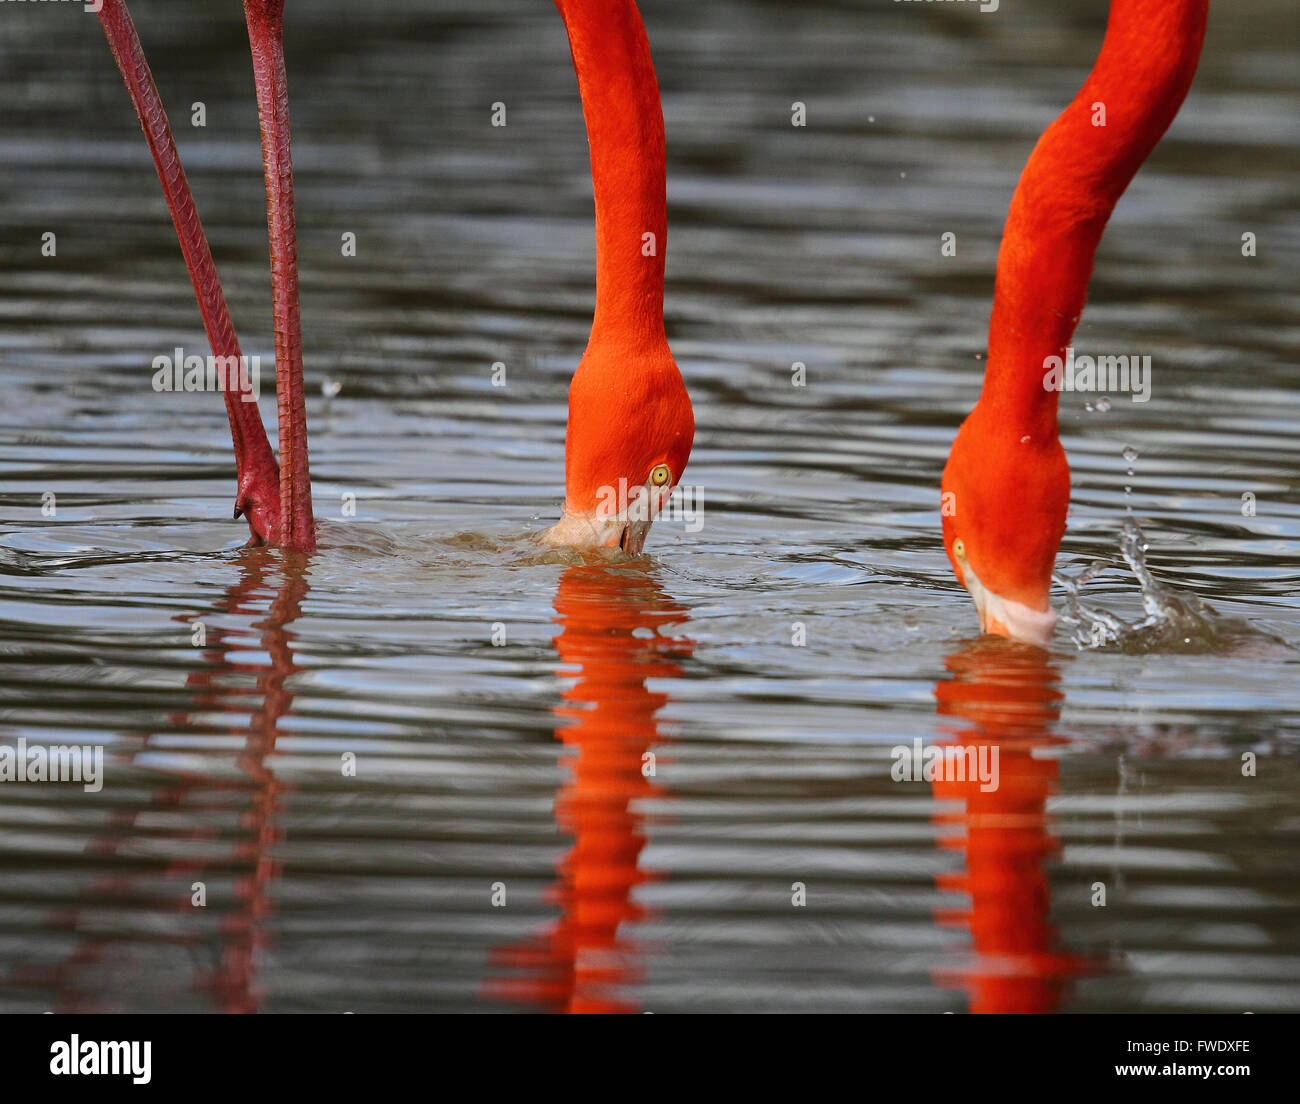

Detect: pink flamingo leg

[97,0,281,545]
[243,0,316,553]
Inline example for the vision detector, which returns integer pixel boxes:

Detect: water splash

[1122,445,1139,514]
[1054,517,1230,653]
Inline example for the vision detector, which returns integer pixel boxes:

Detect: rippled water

[1,0,1298,1013]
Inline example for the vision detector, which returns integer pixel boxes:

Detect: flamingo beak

[541,509,638,553]
[617,514,653,556]
[542,482,667,556]
[959,562,1057,648]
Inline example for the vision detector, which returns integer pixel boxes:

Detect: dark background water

[0,0,1297,1012]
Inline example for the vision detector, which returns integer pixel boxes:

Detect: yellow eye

[650,464,672,487]
[952,539,966,559]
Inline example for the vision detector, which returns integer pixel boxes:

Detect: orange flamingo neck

[980,0,1208,437]
[555,0,668,350]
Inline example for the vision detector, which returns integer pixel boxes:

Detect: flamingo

[541,0,694,555]
[941,0,1208,645]
[98,0,689,558]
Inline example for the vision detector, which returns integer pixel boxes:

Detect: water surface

[1,0,1298,1012]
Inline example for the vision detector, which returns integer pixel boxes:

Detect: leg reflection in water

[6,551,306,1013]
[487,563,693,1013]
[186,554,307,1012]
[931,638,1110,1013]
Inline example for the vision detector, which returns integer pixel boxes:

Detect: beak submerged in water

[959,561,1057,648]
[541,480,672,556]
[542,509,653,556]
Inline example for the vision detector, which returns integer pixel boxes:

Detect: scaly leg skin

[97,0,281,545]
[243,0,316,554]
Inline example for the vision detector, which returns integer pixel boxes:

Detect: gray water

[0,0,1297,1013]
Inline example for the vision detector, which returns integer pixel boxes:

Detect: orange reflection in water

[488,563,692,1013]
[930,638,1104,1013]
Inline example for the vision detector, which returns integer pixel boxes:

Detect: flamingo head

[544,340,694,556]
[941,411,1069,647]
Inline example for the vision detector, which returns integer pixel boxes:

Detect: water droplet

[899,171,906,179]
[322,377,342,399]
[868,115,875,123]
[1096,396,1111,412]
[1122,446,1139,464]
[1085,401,1095,412]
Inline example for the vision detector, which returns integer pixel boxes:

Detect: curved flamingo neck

[981,0,1208,436]
[555,0,668,350]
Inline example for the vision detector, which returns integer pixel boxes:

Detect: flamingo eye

[650,464,672,487]
[953,538,966,560]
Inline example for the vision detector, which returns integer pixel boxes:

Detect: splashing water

[1054,444,1261,653]
[1054,517,1235,653]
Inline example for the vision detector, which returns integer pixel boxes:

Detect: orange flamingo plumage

[942,0,1208,644]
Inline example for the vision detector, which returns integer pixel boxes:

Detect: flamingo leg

[242,0,316,554]
[97,0,281,545]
